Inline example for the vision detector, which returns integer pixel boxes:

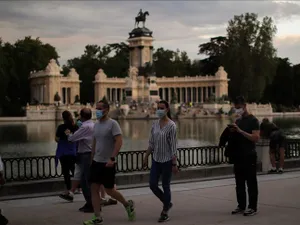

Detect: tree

[65,45,110,103]
[266,58,294,106]
[198,36,227,75]
[0,37,59,116]
[293,64,300,105]
[223,13,277,102]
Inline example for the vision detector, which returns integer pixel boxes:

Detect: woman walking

[55,110,78,195]
[143,100,178,222]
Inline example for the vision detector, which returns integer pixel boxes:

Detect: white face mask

[234,108,244,116]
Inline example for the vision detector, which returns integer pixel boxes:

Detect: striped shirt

[149,120,177,163]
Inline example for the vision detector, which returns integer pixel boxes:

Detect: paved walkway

[1,171,300,225]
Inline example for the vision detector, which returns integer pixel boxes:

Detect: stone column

[201,87,204,103]
[162,88,166,100]
[185,87,188,103]
[206,87,209,101]
[110,88,112,102]
[196,87,199,103]
[191,87,194,102]
[41,85,44,104]
[120,89,123,103]
[256,139,271,173]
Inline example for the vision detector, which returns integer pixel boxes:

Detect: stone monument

[125,9,157,103]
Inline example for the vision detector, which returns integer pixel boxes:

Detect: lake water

[0,116,300,158]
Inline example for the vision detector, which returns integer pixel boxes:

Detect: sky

[0,0,300,66]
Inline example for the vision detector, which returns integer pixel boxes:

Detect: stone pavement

[1,171,300,225]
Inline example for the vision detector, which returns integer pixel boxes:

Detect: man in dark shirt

[229,96,260,216]
[260,118,285,173]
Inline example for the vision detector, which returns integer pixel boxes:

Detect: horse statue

[135,9,150,28]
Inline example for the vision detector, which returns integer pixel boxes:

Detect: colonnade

[62,87,71,104]
[104,86,216,103]
[106,88,124,102]
[159,86,216,103]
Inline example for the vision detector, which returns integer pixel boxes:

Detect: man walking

[63,108,94,212]
[83,100,135,225]
[229,96,260,216]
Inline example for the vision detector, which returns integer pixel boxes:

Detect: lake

[0,116,300,158]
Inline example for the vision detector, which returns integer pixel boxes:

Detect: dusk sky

[1,0,300,66]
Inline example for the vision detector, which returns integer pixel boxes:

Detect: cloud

[0,0,300,65]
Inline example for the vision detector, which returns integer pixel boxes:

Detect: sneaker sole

[158,218,170,223]
[231,211,244,215]
[244,212,258,216]
[58,195,73,202]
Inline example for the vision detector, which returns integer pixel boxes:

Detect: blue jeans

[78,153,92,206]
[149,160,173,211]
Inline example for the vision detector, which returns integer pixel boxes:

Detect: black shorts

[89,161,116,189]
[269,136,286,151]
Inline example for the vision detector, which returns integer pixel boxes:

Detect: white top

[148,120,177,163]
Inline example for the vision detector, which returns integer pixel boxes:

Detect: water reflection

[0,116,299,158]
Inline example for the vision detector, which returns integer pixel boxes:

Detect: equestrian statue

[135,9,150,28]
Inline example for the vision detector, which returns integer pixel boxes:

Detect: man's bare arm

[111,135,123,158]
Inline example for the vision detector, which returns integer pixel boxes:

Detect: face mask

[156,109,166,119]
[96,110,103,119]
[76,120,82,128]
[235,108,244,116]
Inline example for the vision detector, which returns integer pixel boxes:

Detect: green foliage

[0,36,59,116]
[199,13,277,103]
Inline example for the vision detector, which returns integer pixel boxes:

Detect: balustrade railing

[2,139,300,183]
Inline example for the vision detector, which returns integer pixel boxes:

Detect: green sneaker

[125,200,136,221]
[158,213,169,223]
[83,215,103,225]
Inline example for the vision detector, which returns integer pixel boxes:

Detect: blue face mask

[96,110,103,119]
[156,109,166,119]
[76,120,82,128]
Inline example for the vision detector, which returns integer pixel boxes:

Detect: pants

[149,160,172,211]
[233,154,258,210]
[60,155,76,190]
[78,153,92,206]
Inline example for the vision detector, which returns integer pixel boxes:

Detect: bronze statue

[135,9,149,28]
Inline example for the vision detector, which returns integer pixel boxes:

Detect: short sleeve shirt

[235,114,260,154]
[93,119,122,163]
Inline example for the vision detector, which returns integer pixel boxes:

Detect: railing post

[256,139,270,173]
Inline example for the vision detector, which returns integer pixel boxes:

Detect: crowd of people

[0,96,286,224]
[53,99,177,224]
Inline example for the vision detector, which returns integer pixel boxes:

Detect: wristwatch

[110,157,115,162]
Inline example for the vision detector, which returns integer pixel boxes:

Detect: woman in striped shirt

[143,100,178,222]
